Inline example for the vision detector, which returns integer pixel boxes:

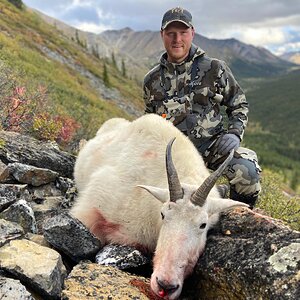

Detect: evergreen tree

[121,59,127,78]
[103,63,110,87]
[8,0,23,9]
[111,52,117,68]
[75,30,80,44]
[92,45,99,59]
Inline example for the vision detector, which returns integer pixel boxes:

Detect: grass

[0,0,143,142]
[257,169,300,231]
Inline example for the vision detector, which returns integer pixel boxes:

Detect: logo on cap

[171,7,184,14]
[161,7,193,30]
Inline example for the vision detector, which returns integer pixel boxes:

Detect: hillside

[0,0,144,143]
[242,69,300,190]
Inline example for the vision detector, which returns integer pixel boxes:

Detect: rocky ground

[0,130,299,299]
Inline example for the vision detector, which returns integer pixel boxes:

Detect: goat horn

[191,150,234,206]
[166,138,183,202]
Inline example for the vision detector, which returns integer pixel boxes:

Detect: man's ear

[207,197,249,215]
[191,27,195,38]
[137,185,169,203]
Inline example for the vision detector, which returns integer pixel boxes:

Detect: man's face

[161,21,195,63]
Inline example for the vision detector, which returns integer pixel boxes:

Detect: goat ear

[137,185,169,203]
[207,197,249,215]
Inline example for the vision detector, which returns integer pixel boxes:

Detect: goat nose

[156,277,179,295]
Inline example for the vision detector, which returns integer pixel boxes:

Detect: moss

[0,138,6,148]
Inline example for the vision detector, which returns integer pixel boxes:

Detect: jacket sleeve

[218,61,249,140]
[143,81,155,114]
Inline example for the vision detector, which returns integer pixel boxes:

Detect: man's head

[161,7,195,63]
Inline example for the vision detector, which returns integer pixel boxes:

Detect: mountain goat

[70,114,247,299]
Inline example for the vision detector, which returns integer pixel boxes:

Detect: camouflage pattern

[143,44,249,143]
[143,44,261,200]
[203,138,261,198]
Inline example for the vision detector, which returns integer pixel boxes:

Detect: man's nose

[173,33,181,42]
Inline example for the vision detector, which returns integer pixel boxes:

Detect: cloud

[75,22,112,34]
[22,0,300,54]
[238,27,287,46]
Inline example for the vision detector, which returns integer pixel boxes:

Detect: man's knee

[225,147,262,196]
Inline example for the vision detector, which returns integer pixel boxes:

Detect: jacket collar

[160,44,205,72]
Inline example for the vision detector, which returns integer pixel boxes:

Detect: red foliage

[54,115,81,144]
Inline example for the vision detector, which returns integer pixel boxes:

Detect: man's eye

[161,212,165,220]
[199,223,207,229]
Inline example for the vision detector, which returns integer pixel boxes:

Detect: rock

[0,276,34,300]
[61,262,158,300]
[0,196,16,212]
[0,131,75,178]
[0,239,66,299]
[8,162,59,186]
[0,199,37,234]
[0,160,12,183]
[184,208,300,300]
[31,196,65,233]
[31,182,63,199]
[1,131,300,300]
[96,244,150,270]
[0,219,24,246]
[0,183,31,203]
[43,213,101,262]
[55,177,77,209]
[25,233,51,248]
[56,177,76,195]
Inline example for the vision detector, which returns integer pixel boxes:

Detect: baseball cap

[161,7,193,30]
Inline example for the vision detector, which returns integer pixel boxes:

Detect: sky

[22,0,300,56]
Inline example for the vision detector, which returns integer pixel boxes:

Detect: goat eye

[161,212,165,220]
[199,223,207,229]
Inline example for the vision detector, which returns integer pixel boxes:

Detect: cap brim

[161,20,192,30]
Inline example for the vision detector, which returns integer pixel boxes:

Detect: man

[143,7,261,207]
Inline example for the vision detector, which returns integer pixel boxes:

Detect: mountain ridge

[33,7,295,80]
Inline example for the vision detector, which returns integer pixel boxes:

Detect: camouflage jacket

[143,44,249,150]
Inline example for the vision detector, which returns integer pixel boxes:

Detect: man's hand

[217,134,240,155]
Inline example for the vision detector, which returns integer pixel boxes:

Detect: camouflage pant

[198,137,262,198]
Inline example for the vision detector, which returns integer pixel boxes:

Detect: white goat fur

[71,114,247,299]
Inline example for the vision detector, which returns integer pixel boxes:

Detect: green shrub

[7,0,23,9]
[257,169,300,231]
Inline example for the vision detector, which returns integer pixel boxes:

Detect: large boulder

[0,131,75,178]
[184,208,300,299]
[0,239,67,299]
[43,213,102,262]
[62,262,156,300]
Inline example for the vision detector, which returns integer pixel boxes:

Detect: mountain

[280,51,300,65]
[34,8,295,81]
[100,28,294,78]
